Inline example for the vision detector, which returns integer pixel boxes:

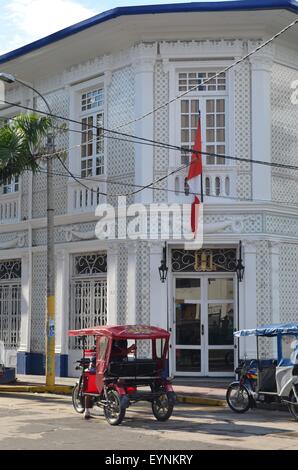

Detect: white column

[241,241,257,359]
[270,241,280,355]
[107,242,119,325]
[149,242,168,330]
[55,250,69,355]
[133,45,156,204]
[127,241,138,325]
[19,253,31,352]
[270,241,280,324]
[250,47,273,201]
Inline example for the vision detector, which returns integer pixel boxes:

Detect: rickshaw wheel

[72,381,85,414]
[152,393,174,421]
[288,386,298,421]
[104,389,126,425]
[226,383,251,413]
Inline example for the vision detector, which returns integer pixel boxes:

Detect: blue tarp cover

[234,322,298,337]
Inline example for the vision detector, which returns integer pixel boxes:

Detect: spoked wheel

[104,389,126,425]
[288,386,298,421]
[226,383,251,413]
[152,392,174,421]
[72,381,85,414]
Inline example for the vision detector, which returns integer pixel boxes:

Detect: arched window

[184,178,190,196]
[205,177,211,196]
[215,177,221,196]
[175,176,180,195]
[225,177,230,196]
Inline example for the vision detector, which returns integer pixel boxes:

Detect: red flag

[187,114,202,233]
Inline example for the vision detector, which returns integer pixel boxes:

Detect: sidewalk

[0,374,229,406]
[173,377,228,406]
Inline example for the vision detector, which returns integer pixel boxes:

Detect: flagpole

[200,171,204,203]
[198,110,203,204]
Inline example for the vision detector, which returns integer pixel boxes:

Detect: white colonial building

[0,1,297,377]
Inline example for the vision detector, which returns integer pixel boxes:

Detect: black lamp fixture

[158,244,168,283]
[236,240,245,282]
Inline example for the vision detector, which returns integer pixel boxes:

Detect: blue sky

[0,0,223,55]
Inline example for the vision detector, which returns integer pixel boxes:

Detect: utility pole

[46,132,55,387]
[0,73,56,387]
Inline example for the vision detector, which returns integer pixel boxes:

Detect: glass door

[206,277,235,375]
[174,277,205,376]
[173,275,235,376]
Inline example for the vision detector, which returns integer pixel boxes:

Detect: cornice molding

[159,38,245,61]
[0,202,297,235]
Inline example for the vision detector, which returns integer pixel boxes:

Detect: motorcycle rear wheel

[288,386,298,421]
[226,383,251,413]
[152,393,174,421]
[72,381,85,414]
[104,389,126,425]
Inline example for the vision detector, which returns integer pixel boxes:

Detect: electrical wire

[1,16,298,198]
[113,16,298,130]
[56,124,298,172]
[2,98,298,174]
[36,165,298,209]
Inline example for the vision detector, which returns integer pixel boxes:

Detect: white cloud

[0,0,95,54]
[0,0,224,55]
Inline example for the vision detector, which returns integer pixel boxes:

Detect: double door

[174,275,235,376]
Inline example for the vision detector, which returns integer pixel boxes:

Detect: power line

[2,98,298,173]
[2,97,298,202]
[58,125,298,172]
[0,102,199,197]
[113,17,298,130]
[37,166,186,197]
[1,14,298,198]
[36,166,298,209]
[55,154,107,197]
[56,149,193,197]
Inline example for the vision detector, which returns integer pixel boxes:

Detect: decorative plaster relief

[58,225,96,242]
[204,215,261,234]
[0,234,26,249]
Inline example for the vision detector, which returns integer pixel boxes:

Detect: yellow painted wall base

[0,384,73,395]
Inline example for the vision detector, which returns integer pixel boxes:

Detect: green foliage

[0,113,51,184]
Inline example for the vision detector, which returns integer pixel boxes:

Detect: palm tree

[0,113,51,184]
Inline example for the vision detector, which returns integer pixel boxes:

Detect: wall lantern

[158,244,168,283]
[236,241,245,282]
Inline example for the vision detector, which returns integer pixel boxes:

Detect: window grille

[178,71,226,92]
[70,253,107,349]
[81,89,104,112]
[0,260,21,349]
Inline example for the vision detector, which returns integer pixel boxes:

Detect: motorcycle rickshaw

[68,325,176,425]
[226,322,298,420]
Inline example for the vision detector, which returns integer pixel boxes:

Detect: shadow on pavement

[120,405,293,439]
[0,392,71,406]
[0,393,295,441]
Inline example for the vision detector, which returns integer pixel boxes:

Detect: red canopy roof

[68,324,170,340]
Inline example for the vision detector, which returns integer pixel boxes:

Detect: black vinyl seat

[258,364,277,392]
[107,359,159,377]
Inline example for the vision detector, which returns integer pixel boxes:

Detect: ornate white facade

[0,3,297,376]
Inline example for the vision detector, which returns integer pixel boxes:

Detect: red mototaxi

[68,325,176,425]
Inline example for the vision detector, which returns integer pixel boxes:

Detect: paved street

[0,392,297,450]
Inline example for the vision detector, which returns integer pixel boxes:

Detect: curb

[177,395,226,407]
[0,384,73,395]
[0,385,226,406]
